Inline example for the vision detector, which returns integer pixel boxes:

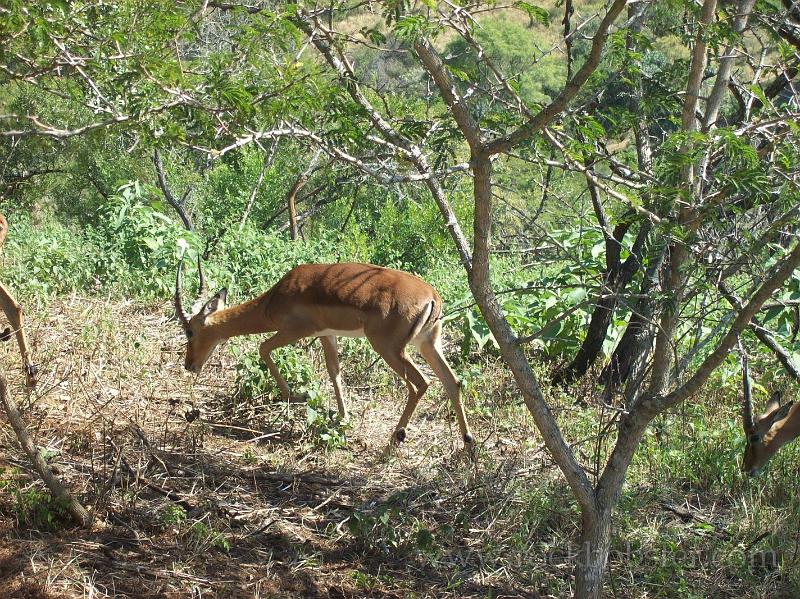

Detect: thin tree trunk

[239,139,279,231]
[0,375,92,527]
[648,0,718,395]
[574,508,612,599]
[556,1,653,388]
[601,241,666,400]
[554,221,649,385]
[597,0,657,406]
[285,150,322,241]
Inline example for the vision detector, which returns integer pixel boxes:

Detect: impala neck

[205,296,271,339]
[764,411,800,453]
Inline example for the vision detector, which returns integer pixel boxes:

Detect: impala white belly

[314,328,366,338]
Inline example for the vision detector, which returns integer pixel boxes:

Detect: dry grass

[1,298,798,598]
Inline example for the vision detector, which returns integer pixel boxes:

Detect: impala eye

[186,330,194,339]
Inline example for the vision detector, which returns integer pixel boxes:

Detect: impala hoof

[394,428,407,443]
[25,364,38,387]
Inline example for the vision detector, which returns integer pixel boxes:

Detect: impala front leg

[258,331,308,402]
[320,335,348,420]
[0,281,36,387]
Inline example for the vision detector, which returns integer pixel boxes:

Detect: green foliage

[0,469,70,531]
[186,520,231,553]
[234,350,273,402]
[93,181,200,297]
[1,213,100,302]
[305,390,351,450]
[158,504,188,528]
[347,495,441,560]
[448,227,610,361]
[235,344,316,400]
[443,16,566,105]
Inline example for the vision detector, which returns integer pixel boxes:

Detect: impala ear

[201,288,227,317]
[769,401,794,427]
[763,390,782,417]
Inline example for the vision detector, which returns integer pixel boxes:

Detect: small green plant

[305,390,350,450]
[234,345,315,400]
[0,469,70,530]
[241,448,258,465]
[187,520,231,552]
[234,350,273,401]
[347,499,438,559]
[158,504,187,528]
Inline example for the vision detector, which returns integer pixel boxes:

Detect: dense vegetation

[1,1,799,597]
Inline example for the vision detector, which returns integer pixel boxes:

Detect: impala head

[175,259,227,373]
[742,386,794,477]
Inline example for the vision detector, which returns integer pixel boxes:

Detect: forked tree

[283,1,800,596]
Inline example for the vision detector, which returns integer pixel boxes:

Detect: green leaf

[565,288,587,305]
[514,1,550,25]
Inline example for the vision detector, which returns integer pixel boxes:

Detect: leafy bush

[446,227,607,362]
[92,181,201,298]
[1,213,100,303]
[234,344,316,400]
[305,390,350,450]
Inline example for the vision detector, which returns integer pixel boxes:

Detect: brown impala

[174,260,474,450]
[741,348,800,476]
[0,213,37,386]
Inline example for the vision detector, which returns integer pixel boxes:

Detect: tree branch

[483,0,628,156]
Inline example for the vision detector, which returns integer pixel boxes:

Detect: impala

[741,349,800,476]
[0,213,37,386]
[174,260,474,449]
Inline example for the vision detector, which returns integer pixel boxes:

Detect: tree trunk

[601,242,665,399]
[153,149,193,231]
[574,508,612,599]
[287,175,302,240]
[554,222,649,385]
[285,150,322,240]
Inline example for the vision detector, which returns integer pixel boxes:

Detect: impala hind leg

[369,336,430,448]
[258,330,309,402]
[418,334,473,447]
[320,335,348,419]
[0,281,36,387]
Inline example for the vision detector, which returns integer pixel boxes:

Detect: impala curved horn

[197,254,208,301]
[175,260,190,329]
[197,229,225,302]
[739,339,756,439]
